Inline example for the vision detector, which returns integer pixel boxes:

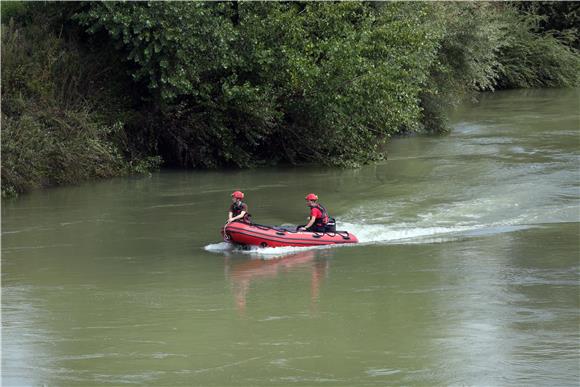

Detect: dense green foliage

[1,17,123,195]
[2,1,579,196]
[419,2,510,131]
[73,2,442,167]
[1,3,161,196]
[515,1,579,49]
[496,5,580,89]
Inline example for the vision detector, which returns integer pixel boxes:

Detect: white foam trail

[204,199,547,255]
[204,242,232,252]
[339,222,481,244]
[204,241,333,259]
[204,224,491,256]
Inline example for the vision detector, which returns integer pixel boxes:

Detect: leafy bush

[418,3,511,132]
[0,1,28,23]
[1,15,157,196]
[76,2,445,167]
[236,2,440,165]
[496,8,580,89]
[514,1,579,49]
[2,2,578,195]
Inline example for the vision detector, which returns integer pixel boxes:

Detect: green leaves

[6,0,577,187]
[76,2,236,105]
[76,1,543,167]
[496,5,580,89]
[228,2,440,166]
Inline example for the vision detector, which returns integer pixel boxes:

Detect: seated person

[298,193,330,232]
[227,191,251,224]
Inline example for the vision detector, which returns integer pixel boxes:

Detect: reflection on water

[226,251,329,316]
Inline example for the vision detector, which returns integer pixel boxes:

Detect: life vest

[312,204,329,227]
[231,201,251,223]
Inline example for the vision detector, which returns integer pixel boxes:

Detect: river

[2,89,579,386]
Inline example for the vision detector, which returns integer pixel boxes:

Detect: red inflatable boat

[222,222,358,248]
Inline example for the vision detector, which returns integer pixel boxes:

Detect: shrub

[496,8,580,89]
[1,14,157,196]
[2,2,578,196]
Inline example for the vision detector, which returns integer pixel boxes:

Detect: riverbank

[2,2,579,197]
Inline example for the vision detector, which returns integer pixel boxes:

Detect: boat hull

[222,222,358,248]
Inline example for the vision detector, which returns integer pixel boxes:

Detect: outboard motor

[325,218,337,233]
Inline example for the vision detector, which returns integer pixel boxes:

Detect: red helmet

[231,191,244,199]
[305,193,318,201]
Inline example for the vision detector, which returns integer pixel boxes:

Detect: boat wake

[204,241,333,259]
[339,222,534,245]
[204,184,577,255]
[204,220,538,257]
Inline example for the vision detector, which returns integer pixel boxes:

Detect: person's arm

[228,210,246,223]
[303,216,315,229]
[299,210,316,230]
[227,211,234,222]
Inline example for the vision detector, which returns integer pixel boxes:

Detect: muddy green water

[2,89,579,386]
